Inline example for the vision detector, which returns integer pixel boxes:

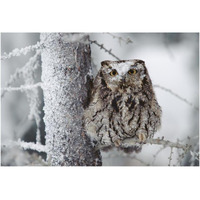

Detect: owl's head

[100,59,149,93]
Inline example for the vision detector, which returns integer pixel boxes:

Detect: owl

[84,59,161,152]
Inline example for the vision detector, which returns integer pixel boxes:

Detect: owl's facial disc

[101,59,146,92]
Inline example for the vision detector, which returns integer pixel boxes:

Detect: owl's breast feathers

[84,83,161,147]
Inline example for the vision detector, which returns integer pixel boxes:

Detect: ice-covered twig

[89,39,121,61]
[105,32,133,45]
[1,51,41,98]
[1,82,43,93]
[122,137,190,151]
[17,140,47,153]
[168,147,174,166]
[1,41,43,60]
[22,51,42,144]
[1,67,24,98]
[1,50,42,144]
[97,137,190,152]
[154,84,199,111]
[151,146,166,165]
[2,139,47,153]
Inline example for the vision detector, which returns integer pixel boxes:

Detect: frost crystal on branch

[121,137,190,151]
[1,82,43,93]
[89,39,121,61]
[2,139,47,153]
[1,51,42,97]
[1,50,42,144]
[1,41,43,60]
[22,51,42,144]
[105,32,133,45]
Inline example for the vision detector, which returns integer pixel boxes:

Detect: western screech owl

[84,59,161,152]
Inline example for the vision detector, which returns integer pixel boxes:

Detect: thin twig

[1,82,43,93]
[151,146,166,165]
[154,84,199,111]
[123,137,190,151]
[168,147,174,166]
[97,137,191,152]
[105,32,133,45]
[1,51,41,98]
[89,39,121,61]
[1,41,43,60]
[2,139,47,153]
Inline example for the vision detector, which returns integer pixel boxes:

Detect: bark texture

[40,33,102,166]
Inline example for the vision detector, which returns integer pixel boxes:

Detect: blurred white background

[1,33,199,166]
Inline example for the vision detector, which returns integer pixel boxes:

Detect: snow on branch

[1,41,43,60]
[17,139,47,153]
[99,136,192,166]
[2,139,47,153]
[22,51,42,144]
[97,137,190,153]
[1,67,24,98]
[122,137,190,151]
[168,147,174,166]
[1,50,42,144]
[1,51,41,98]
[89,39,121,61]
[1,82,43,93]
[154,84,199,110]
[105,32,133,45]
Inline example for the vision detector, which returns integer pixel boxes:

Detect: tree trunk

[40,33,102,166]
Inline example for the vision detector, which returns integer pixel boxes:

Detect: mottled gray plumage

[84,59,161,152]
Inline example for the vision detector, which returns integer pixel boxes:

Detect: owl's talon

[114,139,121,147]
[137,133,147,143]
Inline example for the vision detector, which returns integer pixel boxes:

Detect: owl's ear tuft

[101,60,111,66]
[135,59,145,65]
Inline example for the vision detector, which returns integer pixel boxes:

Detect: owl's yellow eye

[128,69,137,75]
[109,69,118,76]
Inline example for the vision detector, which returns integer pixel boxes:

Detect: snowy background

[1,33,199,166]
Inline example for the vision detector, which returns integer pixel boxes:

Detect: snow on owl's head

[100,59,148,92]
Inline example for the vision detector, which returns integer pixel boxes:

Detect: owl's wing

[83,68,104,108]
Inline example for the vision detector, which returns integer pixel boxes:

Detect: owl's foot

[114,139,122,147]
[137,133,147,143]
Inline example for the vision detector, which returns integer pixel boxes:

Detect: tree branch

[105,32,133,45]
[2,139,47,153]
[154,84,199,111]
[97,137,191,153]
[1,82,43,93]
[89,39,121,61]
[1,42,43,60]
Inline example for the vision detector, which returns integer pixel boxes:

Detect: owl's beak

[119,77,126,88]
[121,77,126,84]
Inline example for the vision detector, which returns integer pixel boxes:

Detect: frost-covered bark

[40,33,102,166]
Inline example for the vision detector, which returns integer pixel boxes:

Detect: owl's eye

[128,69,137,75]
[109,69,118,76]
